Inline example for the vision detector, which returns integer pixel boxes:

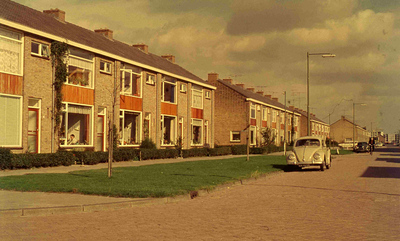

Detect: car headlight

[287,153,296,161]
[313,152,321,160]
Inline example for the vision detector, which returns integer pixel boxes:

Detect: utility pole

[283,91,287,155]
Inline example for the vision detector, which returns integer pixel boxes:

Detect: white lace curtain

[0,37,21,74]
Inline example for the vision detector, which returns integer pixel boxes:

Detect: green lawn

[0,156,286,198]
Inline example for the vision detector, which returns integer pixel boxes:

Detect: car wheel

[320,160,326,171]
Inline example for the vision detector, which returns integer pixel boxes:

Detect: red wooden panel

[120,95,143,111]
[262,121,267,128]
[250,118,256,126]
[62,85,94,105]
[191,108,203,119]
[272,122,276,129]
[281,124,284,130]
[161,102,177,116]
[0,73,22,95]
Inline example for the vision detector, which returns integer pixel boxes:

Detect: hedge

[182,148,209,158]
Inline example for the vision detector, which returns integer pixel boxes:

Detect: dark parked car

[355,142,369,153]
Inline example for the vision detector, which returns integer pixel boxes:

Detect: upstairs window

[272,110,277,122]
[162,77,176,104]
[100,60,111,74]
[262,108,267,121]
[31,42,49,58]
[145,72,156,85]
[0,27,23,75]
[192,85,203,109]
[120,69,141,97]
[250,103,256,119]
[205,90,211,99]
[67,48,94,88]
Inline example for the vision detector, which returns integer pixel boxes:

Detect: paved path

[1,148,400,240]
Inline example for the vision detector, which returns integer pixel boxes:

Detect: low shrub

[231,145,247,155]
[9,152,75,169]
[0,148,13,170]
[209,146,232,156]
[140,138,156,149]
[114,149,140,162]
[182,148,209,158]
[140,149,179,160]
[250,147,265,154]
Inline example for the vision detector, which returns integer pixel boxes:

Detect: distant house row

[0,0,330,153]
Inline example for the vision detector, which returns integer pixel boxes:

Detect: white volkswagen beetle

[286,136,332,171]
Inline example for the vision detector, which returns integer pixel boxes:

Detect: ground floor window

[162,115,176,145]
[0,94,22,146]
[191,119,203,145]
[230,131,241,142]
[250,126,256,145]
[119,110,141,146]
[60,103,92,146]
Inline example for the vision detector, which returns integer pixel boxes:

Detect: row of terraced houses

[0,0,330,154]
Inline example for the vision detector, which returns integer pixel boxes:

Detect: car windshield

[295,139,320,147]
[357,142,367,146]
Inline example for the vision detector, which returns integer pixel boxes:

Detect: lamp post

[352,102,367,150]
[283,91,287,155]
[307,52,335,136]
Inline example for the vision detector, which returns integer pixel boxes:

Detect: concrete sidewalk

[0,154,276,217]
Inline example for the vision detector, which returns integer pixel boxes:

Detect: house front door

[28,108,39,153]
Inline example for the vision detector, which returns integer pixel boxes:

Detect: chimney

[272,97,278,102]
[162,54,175,63]
[223,78,233,84]
[289,106,294,110]
[132,43,148,54]
[236,84,244,89]
[43,8,65,22]
[256,91,264,96]
[94,28,113,40]
[208,73,219,84]
[247,88,255,92]
[265,95,272,99]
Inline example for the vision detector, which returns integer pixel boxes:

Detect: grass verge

[0,156,285,198]
[331,149,353,155]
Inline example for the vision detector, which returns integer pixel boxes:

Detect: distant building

[289,107,330,139]
[385,133,399,144]
[330,116,369,144]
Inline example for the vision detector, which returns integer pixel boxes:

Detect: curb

[0,171,284,217]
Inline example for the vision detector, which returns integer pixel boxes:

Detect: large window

[67,48,93,88]
[262,107,267,121]
[162,115,176,145]
[272,110,277,122]
[192,85,203,109]
[60,103,92,146]
[0,27,23,75]
[162,77,176,104]
[119,110,141,146]
[0,94,22,146]
[191,119,203,145]
[120,68,141,96]
[250,103,256,119]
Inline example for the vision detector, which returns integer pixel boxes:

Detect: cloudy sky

[15,0,400,134]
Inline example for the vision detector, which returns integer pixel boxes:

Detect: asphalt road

[1,146,400,240]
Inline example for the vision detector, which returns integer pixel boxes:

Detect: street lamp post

[353,102,367,150]
[283,91,287,155]
[307,52,335,136]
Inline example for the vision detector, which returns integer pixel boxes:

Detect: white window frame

[67,48,94,88]
[250,126,257,146]
[31,41,49,58]
[96,107,106,152]
[0,26,23,76]
[180,83,187,93]
[162,77,177,104]
[250,103,256,119]
[262,107,267,121]
[230,131,241,143]
[0,94,22,147]
[161,114,177,146]
[192,85,203,109]
[60,102,94,147]
[191,118,203,146]
[205,90,211,99]
[280,112,284,124]
[145,72,156,85]
[100,60,111,74]
[272,110,277,122]
[120,68,142,97]
[119,110,142,146]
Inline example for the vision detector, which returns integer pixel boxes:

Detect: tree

[260,127,276,147]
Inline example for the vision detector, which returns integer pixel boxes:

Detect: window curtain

[0,95,21,145]
[0,38,21,74]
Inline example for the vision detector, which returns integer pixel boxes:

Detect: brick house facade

[290,107,330,140]
[0,0,215,153]
[208,73,300,147]
[330,116,369,144]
